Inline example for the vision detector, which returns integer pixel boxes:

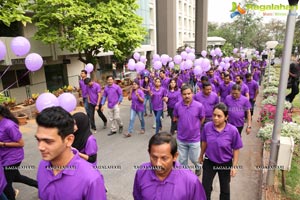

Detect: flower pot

[17,113,28,125]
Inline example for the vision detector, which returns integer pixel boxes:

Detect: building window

[0,21,23,37]
[1,69,30,89]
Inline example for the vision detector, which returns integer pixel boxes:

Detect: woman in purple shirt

[166,79,181,135]
[125,80,145,137]
[73,112,98,167]
[141,76,153,117]
[0,105,38,200]
[199,103,243,200]
[150,78,168,134]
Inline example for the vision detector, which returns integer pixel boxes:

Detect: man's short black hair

[106,75,114,80]
[148,132,177,157]
[181,84,193,94]
[202,82,212,89]
[245,73,252,79]
[36,106,74,140]
[84,78,91,85]
[201,76,209,82]
[81,70,87,74]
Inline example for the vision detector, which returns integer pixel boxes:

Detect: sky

[208,0,299,24]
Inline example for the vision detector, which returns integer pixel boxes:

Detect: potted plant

[16,113,28,125]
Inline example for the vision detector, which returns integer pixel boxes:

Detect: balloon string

[0,70,30,93]
[0,65,12,79]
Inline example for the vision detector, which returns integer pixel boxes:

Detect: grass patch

[293,93,300,109]
[279,146,300,200]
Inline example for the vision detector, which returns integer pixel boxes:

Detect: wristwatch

[247,126,251,129]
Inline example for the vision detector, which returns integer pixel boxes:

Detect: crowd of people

[0,56,270,200]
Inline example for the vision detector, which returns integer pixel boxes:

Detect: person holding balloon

[84,78,108,131]
[141,76,153,117]
[79,69,90,116]
[0,105,38,200]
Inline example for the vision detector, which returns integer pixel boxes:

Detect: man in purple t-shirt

[101,75,124,136]
[173,85,205,176]
[224,84,252,135]
[133,132,206,200]
[234,75,249,99]
[84,78,107,131]
[219,74,234,102]
[79,70,89,115]
[35,107,106,200]
[245,73,259,116]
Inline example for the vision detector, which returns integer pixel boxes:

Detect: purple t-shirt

[0,161,7,194]
[133,162,206,200]
[253,71,261,82]
[151,87,167,111]
[237,82,249,97]
[86,82,101,105]
[194,91,219,120]
[219,82,234,102]
[79,79,88,98]
[37,149,106,200]
[102,84,122,109]
[167,90,182,109]
[173,100,205,143]
[131,89,145,112]
[202,122,243,163]
[161,77,170,89]
[79,135,98,167]
[245,80,259,99]
[224,95,251,127]
[0,118,24,166]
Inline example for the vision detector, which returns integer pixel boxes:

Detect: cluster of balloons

[0,37,43,72]
[127,52,147,72]
[36,92,77,113]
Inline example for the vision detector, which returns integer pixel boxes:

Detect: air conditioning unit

[277,136,294,171]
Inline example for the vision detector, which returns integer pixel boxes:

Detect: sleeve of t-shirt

[7,123,22,142]
[86,173,107,200]
[244,98,252,110]
[163,88,167,97]
[192,179,207,200]
[201,124,208,142]
[173,103,179,118]
[133,172,142,200]
[139,89,145,99]
[96,84,101,93]
[199,104,205,120]
[84,135,98,156]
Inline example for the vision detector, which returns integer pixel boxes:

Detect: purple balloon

[140,55,147,63]
[217,65,223,71]
[161,54,169,65]
[233,48,238,54]
[187,53,196,61]
[58,92,77,112]
[220,61,226,68]
[180,61,186,70]
[215,47,221,55]
[153,61,162,70]
[152,54,160,62]
[0,40,6,60]
[180,51,188,60]
[25,53,43,72]
[190,49,195,53]
[185,60,193,69]
[202,58,210,69]
[128,59,135,71]
[168,61,175,69]
[133,52,140,61]
[241,53,245,59]
[185,47,191,53]
[11,36,31,56]
[193,66,202,75]
[201,50,207,57]
[173,55,182,64]
[135,61,145,72]
[85,63,94,73]
[210,50,216,57]
[194,58,202,66]
[214,60,219,66]
[224,57,230,63]
[203,64,211,72]
[36,93,59,112]
[224,63,231,70]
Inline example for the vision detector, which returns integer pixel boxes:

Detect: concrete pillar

[195,0,208,56]
[156,0,176,57]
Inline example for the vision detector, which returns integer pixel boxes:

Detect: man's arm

[86,174,107,200]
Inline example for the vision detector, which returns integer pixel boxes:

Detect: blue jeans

[143,94,152,115]
[153,110,163,134]
[83,97,90,116]
[0,193,8,200]
[177,139,201,170]
[128,109,145,133]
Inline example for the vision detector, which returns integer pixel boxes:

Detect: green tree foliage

[0,0,31,26]
[31,0,147,64]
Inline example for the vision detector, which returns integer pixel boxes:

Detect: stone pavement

[13,90,264,200]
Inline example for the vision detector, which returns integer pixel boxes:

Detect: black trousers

[202,158,232,200]
[4,162,38,200]
[167,107,177,134]
[236,126,244,136]
[249,98,255,116]
[286,80,299,103]
[88,103,107,130]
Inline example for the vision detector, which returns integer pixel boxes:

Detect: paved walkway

[13,88,264,200]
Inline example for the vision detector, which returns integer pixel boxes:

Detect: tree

[31,0,147,64]
[264,19,285,44]
[0,0,31,26]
